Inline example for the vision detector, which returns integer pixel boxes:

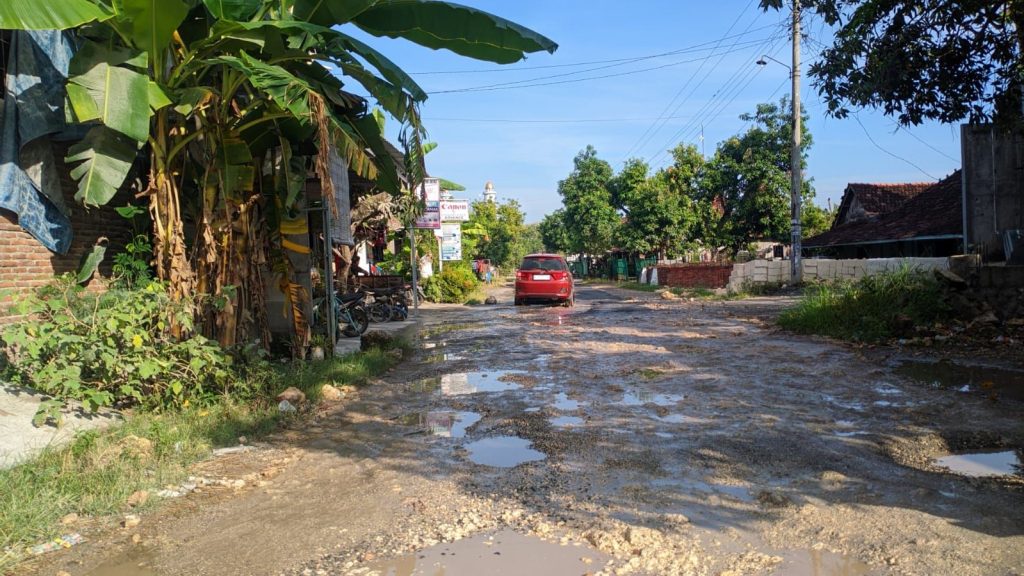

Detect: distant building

[483,181,496,203]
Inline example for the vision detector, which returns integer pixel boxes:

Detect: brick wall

[0,143,135,325]
[657,264,734,289]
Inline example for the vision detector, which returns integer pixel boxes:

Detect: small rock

[238,435,248,444]
[484,296,498,305]
[321,384,344,402]
[132,533,142,544]
[658,290,678,300]
[127,490,149,508]
[970,311,999,327]
[122,514,141,529]
[278,400,297,413]
[275,386,307,405]
[60,513,79,526]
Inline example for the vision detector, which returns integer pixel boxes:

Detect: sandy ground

[22,283,1024,576]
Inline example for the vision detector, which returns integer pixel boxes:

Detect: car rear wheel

[514,297,524,306]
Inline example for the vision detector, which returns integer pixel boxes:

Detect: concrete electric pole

[790,0,803,284]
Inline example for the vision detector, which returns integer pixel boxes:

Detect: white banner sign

[414,178,442,229]
[440,222,462,261]
[440,200,470,222]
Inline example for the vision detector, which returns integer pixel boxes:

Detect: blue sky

[344,1,962,223]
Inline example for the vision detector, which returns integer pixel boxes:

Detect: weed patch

[778,268,951,342]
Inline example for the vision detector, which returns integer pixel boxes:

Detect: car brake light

[550,271,566,280]
[516,271,528,280]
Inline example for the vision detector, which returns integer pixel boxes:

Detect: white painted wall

[727,257,950,292]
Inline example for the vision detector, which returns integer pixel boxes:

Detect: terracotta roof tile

[805,171,961,247]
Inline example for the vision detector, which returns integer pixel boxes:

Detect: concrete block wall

[727,257,951,291]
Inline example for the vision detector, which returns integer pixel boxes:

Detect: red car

[514,254,574,306]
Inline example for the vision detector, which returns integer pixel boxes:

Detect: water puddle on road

[620,390,684,406]
[416,371,525,396]
[777,548,871,576]
[411,411,481,438]
[552,392,581,411]
[896,360,1024,401]
[466,436,546,467]
[363,529,607,575]
[84,548,157,576]
[934,451,1021,477]
[550,415,583,427]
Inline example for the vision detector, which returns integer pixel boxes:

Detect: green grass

[778,268,951,343]
[0,342,407,572]
[616,281,723,300]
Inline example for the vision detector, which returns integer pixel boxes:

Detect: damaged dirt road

[32,284,1024,576]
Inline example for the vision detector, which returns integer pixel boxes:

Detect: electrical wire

[620,0,762,162]
[409,23,782,75]
[854,115,938,180]
[629,20,789,163]
[422,115,696,124]
[426,39,776,95]
[897,125,960,163]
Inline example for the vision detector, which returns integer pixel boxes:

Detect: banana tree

[1,0,557,347]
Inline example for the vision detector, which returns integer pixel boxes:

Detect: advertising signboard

[414,178,441,229]
[439,200,470,222]
[440,222,462,261]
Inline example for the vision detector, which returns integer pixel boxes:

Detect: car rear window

[521,257,566,271]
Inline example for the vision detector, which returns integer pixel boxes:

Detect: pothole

[415,370,526,396]
[465,436,546,467]
[896,359,1024,402]
[410,411,481,439]
[933,451,1022,477]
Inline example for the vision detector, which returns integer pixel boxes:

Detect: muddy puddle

[778,548,872,576]
[620,389,684,406]
[84,548,157,576]
[552,392,582,411]
[465,436,546,467]
[896,359,1024,401]
[550,415,583,427]
[934,450,1022,477]
[363,528,607,575]
[406,411,481,438]
[416,371,526,396]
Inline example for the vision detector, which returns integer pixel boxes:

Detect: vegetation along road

[26,285,1024,575]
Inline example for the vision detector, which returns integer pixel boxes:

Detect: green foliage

[612,149,700,257]
[760,0,1021,126]
[0,277,234,420]
[558,146,619,255]
[539,209,571,254]
[705,97,813,249]
[778,268,952,342]
[801,201,837,239]
[464,199,533,269]
[422,264,480,303]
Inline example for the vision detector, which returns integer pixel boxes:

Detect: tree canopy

[760,0,1022,125]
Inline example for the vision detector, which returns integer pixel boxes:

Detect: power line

[426,38,775,95]
[620,0,762,162]
[423,115,696,124]
[644,34,787,167]
[408,24,781,75]
[629,18,789,163]
[854,115,938,180]
[897,125,960,163]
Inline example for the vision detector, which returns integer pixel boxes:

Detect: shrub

[1,276,234,423]
[422,264,480,303]
[778,267,951,342]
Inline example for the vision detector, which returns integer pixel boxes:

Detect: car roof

[522,253,566,259]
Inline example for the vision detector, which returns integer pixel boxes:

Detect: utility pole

[790,0,803,284]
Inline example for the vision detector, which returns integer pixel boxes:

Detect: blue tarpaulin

[0,31,76,254]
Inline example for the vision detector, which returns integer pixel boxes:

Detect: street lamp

[757,40,802,284]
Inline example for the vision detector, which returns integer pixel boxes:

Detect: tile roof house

[804,171,963,258]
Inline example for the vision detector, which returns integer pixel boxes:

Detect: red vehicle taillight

[516,271,528,280]
[550,271,567,280]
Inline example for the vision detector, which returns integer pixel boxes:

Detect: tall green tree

[558,146,618,256]
[464,198,531,270]
[538,209,571,254]
[704,97,814,248]
[760,0,1022,125]
[610,156,696,258]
